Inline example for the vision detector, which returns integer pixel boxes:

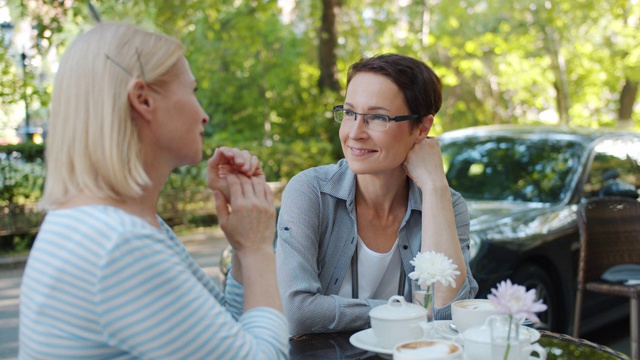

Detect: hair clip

[104,48,146,81]
[105,53,133,77]
[136,49,146,81]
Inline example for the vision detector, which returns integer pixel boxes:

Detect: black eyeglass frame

[332,105,419,130]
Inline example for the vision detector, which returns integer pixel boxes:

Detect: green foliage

[1,0,639,250]
[0,143,45,248]
[219,139,336,182]
[91,0,343,179]
[0,142,45,206]
[4,0,638,160]
[0,141,44,161]
[0,46,20,105]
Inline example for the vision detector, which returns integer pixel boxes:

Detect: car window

[441,137,584,203]
[583,138,640,199]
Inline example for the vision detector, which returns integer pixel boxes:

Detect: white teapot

[369,295,430,349]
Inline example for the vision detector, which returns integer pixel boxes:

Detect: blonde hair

[40,22,185,209]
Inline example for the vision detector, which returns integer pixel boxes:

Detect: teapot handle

[523,343,547,360]
[415,321,434,339]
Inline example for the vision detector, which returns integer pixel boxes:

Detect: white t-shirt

[338,236,402,299]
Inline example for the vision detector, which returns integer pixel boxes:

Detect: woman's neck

[58,163,167,229]
[354,171,409,253]
[355,170,409,217]
[60,190,161,228]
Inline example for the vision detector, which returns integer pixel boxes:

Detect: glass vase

[411,279,435,323]
[489,315,523,360]
[489,314,548,360]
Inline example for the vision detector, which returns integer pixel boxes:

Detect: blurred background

[1,0,639,248]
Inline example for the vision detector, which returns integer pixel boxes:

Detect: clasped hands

[206,147,275,253]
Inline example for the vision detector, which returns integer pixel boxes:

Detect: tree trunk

[550,43,570,126]
[618,78,638,129]
[421,0,432,47]
[318,0,341,92]
[536,12,570,126]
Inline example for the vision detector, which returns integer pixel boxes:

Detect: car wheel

[510,264,562,332]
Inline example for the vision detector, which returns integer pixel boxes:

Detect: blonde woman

[19,22,288,359]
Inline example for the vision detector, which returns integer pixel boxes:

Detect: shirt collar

[320,158,423,213]
[320,159,355,202]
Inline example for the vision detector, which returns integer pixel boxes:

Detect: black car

[440,125,639,333]
[220,125,640,334]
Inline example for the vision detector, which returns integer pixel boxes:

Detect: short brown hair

[347,53,442,128]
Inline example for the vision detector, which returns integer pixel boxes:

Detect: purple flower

[487,279,548,323]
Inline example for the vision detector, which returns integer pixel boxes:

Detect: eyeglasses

[333,105,419,131]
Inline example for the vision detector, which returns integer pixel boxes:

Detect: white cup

[393,339,463,360]
[456,316,546,360]
[369,295,430,349]
[450,299,497,333]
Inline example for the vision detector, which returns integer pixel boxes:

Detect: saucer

[523,327,541,343]
[349,322,453,359]
[433,321,458,339]
[521,326,540,344]
[349,329,393,359]
[433,320,541,343]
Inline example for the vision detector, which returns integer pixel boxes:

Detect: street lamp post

[20,51,30,142]
[0,21,11,48]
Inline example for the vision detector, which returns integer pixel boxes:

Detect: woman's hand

[213,173,282,312]
[207,147,264,200]
[212,173,275,253]
[403,137,448,190]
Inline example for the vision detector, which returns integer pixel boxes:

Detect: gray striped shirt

[276,159,478,335]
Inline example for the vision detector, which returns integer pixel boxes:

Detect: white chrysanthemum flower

[408,251,460,288]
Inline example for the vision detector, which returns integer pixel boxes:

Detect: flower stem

[424,291,431,310]
[503,315,513,360]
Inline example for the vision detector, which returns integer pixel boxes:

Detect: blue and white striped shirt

[19,205,289,359]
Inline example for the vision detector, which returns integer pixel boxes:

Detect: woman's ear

[128,79,153,121]
[415,115,434,143]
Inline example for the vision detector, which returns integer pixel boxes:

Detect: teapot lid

[369,295,428,320]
